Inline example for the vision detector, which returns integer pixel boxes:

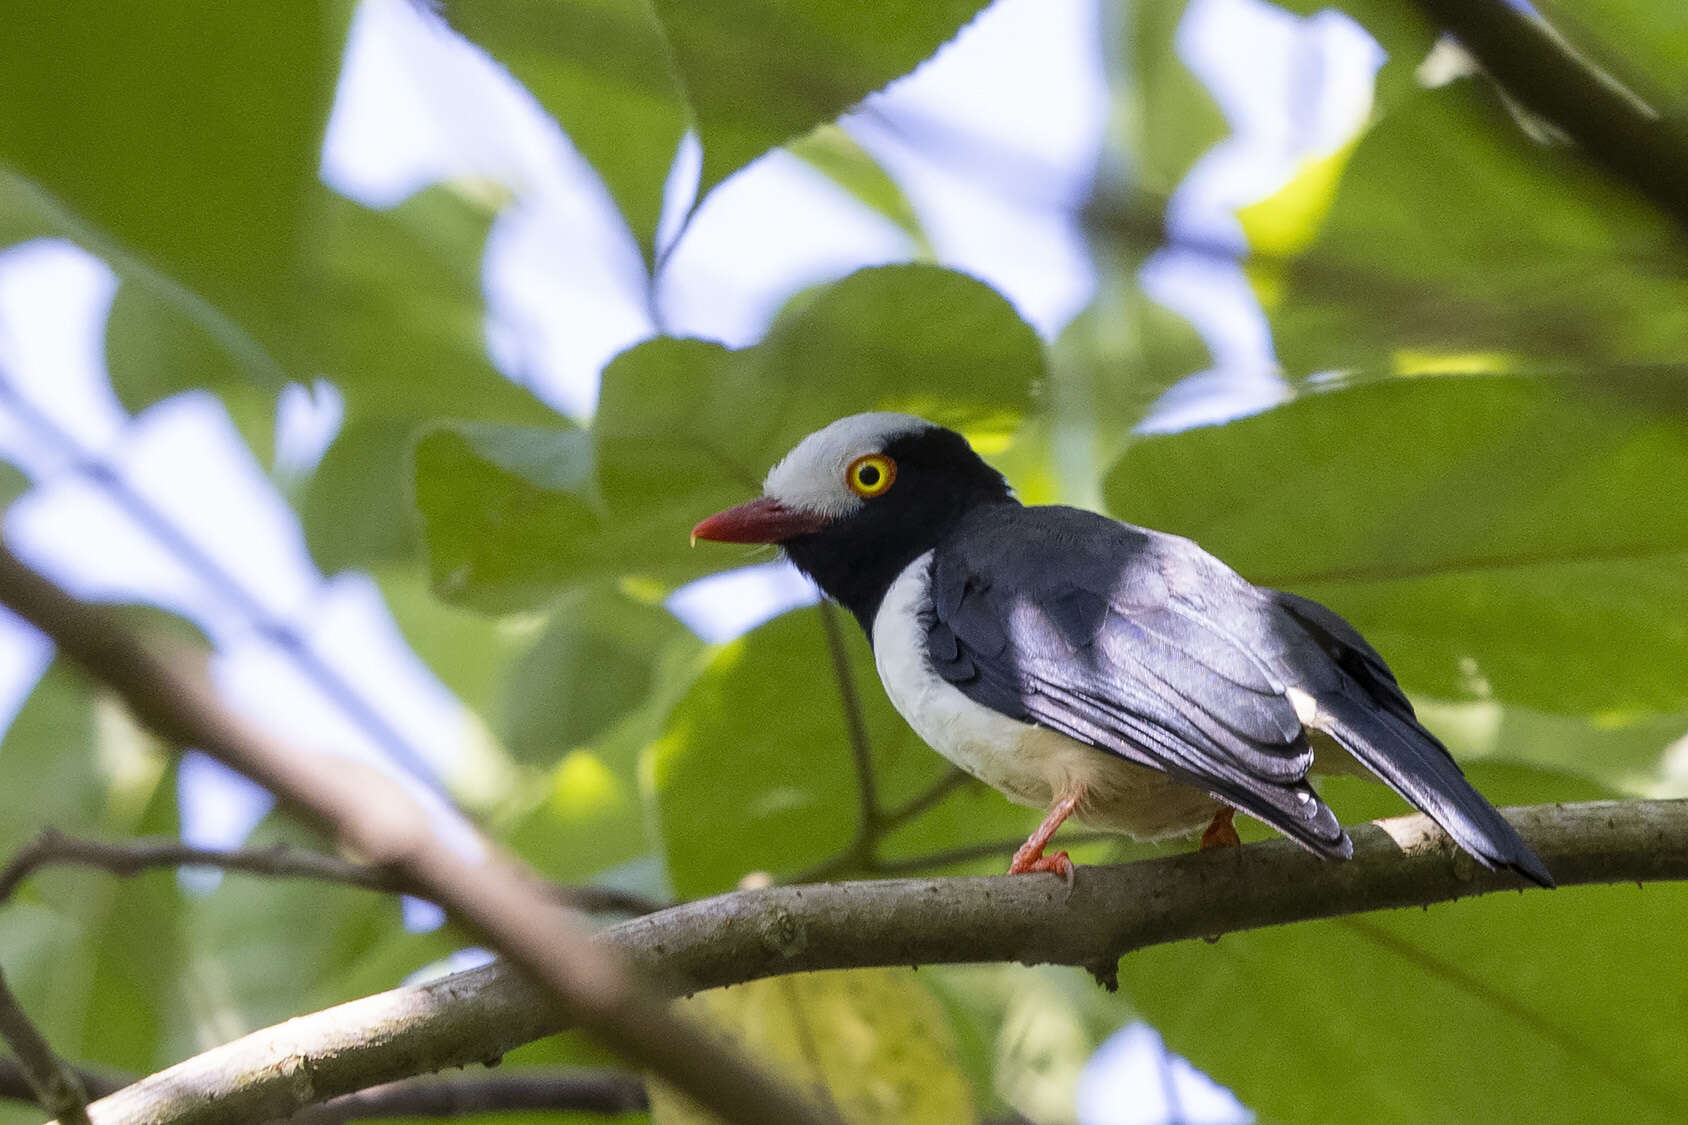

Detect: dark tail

[1316,694,1554,888]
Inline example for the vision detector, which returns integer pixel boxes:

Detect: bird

[690,412,1553,888]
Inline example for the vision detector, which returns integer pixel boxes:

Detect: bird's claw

[1009,848,1075,898]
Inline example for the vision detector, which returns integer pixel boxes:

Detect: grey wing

[1270,590,1553,887]
[925,509,1351,859]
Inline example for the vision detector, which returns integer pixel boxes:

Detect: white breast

[869,552,1223,839]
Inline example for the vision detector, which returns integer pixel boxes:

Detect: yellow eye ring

[846,453,896,498]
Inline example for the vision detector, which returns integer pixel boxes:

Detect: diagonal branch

[0,967,90,1125]
[0,540,830,1125]
[0,829,665,917]
[0,369,450,796]
[1407,0,1688,236]
[70,798,1688,1124]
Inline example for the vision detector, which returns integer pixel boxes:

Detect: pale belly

[871,552,1227,841]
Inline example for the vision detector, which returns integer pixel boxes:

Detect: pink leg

[1199,806,1240,850]
[1009,790,1083,884]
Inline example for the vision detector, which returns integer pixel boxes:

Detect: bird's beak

[691,497,832,545]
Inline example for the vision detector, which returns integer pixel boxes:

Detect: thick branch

[75,799,1688,1123]
[1409,0,1688,235]
[0,829,664,917]
[0,542,827,1125]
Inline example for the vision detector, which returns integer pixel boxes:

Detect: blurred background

[2,0,1687,1121]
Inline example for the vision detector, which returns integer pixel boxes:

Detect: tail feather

[1315,694,1554,888]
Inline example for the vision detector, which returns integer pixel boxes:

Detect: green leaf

[647,607,1036,898]
[302,418,423,571]
[650,0,992,200]
[1258,82,1688,378]
[0,461,30,512]
[501,587,691,766]
[104,281,280,466]
[298,186,562,571]
[1103,375,1688,715]
[301,186,553,426]
[413,265,1043,609]
[373,565,530,722]
[1533,0,1688,115]
[501,605,704,888]
[787,125,931,252]
[0,663,104,856]
[413,421,600,612]
[184,815,410,1031]
[74,757,186,1070]
[650,969,976,1124]
[0,677,192,1071]
[445,0,687,260]
[0,172,53,248]
[1123,767,1688,1125]
[0,3,344,357]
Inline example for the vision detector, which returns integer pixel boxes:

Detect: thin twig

[0,829,666,917]
[0,966,91,1125]
[783,766,980,883]
[73,797,1688,1124]
[816,601,880,839]
[881,768,975,831]
[0,1058,125,1104]
[0,540,831,1125]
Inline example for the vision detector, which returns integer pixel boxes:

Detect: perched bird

[692,413,1552,887]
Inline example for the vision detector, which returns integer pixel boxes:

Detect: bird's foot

[1199,807,1240,851]
[1008,846,1075,894]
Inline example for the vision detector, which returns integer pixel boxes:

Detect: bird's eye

[846,453,896,498]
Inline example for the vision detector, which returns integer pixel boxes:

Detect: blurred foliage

[1124,767,1688,1125]
[1104,374,1688,714]
[649,0,995,201]
[445,0,688,260]
[1251,82,1688,380]
[2,1,1688,1124]
[649,969,975,1124]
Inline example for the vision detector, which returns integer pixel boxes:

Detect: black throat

[781,426,1016,635]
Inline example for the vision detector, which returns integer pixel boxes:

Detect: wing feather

[927,507,1350,858]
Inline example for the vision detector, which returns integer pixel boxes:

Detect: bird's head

[692,412,1014,628]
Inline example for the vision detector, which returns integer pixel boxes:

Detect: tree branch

[0,369,449,793]
[0,829,665,917]
[0,540,830,1125]
[69,798,1688,1124]
[1407,0,1688,235]
[295,1069,648,1122]
[0,1059,649,1122]
[0,1059,124,1105]
[869,830,1118,877]
[0,967,91,1125]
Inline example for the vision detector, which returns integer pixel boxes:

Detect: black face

[782,426,1015,633]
